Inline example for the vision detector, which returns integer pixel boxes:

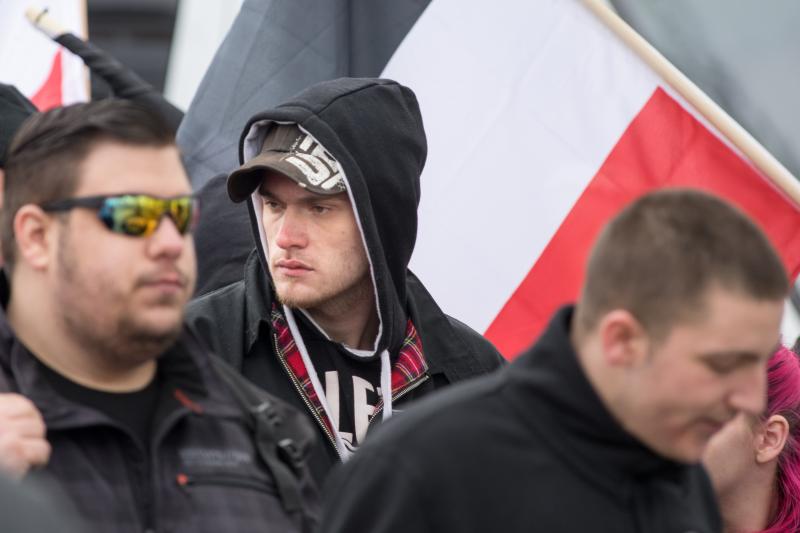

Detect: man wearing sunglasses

[0,100,313,533]
[187,78,506,484]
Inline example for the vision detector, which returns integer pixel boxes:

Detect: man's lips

[274,259,313,277]
[139,271,189,292]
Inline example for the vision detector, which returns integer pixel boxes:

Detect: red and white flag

[0,0,87,110]
[383,0,800,358]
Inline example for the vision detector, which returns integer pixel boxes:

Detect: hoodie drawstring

[283,306,353,461]
[380,349,393,423]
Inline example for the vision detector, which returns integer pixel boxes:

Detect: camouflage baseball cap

[228,123,346,202]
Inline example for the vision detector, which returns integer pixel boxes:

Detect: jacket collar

[270,302,428,441]
[243,249,274,353]
[242,250,492,384]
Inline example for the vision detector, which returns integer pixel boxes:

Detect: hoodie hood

[233,78,427,358]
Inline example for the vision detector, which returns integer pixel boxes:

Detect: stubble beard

[56,232,183,369]
[274,268,373,317]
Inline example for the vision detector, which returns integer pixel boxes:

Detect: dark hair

[2,99,175,268]
[574,188,788,341]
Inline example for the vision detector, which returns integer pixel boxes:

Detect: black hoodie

[238,78,425,356]
[186,78,505,483]
[320,307,722,533]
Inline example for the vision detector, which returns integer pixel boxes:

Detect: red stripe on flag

[485,88,800,359]
[31,51,64,111]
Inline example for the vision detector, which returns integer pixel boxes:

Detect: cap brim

[228,151,345,202]
[227,152,305,203]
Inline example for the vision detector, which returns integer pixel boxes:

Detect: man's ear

[598,310,649,367]
[13,204,55,271]
[755,414,790,464]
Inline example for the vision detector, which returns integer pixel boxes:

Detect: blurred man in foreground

[0,100,315,533]
[321,189,788,533]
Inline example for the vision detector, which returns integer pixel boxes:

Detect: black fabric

[55,33,184,132]
[193,173,254,297]
[188,250,505,484]
[38,362,160,447]
[0,295,318,533]
[320,306,723,533]
[207,355,319,533]
[0,83,36,167]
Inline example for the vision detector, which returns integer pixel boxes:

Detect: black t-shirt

[39,362,161,447]
[296,312,384,453]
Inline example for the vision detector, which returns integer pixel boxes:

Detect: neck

[305,278,379,350]
[7,275,156,392]
[717,464,777,533]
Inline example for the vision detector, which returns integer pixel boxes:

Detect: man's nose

[273,209,308,250]
[728,364,768,417]
[147,216,186,260]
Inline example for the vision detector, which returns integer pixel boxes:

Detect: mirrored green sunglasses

[40,194,199,237]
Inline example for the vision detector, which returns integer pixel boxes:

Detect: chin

[641,431,706,464]
[132,308,184,337]
[275,286,325,309]
[663,440,708,465]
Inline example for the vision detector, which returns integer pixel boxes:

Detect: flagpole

[582,0,800,206]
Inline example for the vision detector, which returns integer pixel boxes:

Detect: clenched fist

[0,393,50,479]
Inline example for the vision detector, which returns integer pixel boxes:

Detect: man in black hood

[186,77,504,482]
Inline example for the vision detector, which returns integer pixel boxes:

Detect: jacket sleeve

[446,315,507,371]
[185,282,249,370]
[320,451,433,533]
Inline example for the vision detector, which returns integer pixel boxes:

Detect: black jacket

[0,313,314,533]
[186,78,505,483]
[320,306,722,533]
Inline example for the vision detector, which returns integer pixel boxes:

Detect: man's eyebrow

[699,350,772,364]
[259,187,348,205]
[700,350,760,359]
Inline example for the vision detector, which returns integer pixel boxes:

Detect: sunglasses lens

[99,195,197,237]
[168,197,196,233]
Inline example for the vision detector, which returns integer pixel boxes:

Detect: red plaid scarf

[270,304,429,435]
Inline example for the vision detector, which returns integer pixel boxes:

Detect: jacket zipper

[369,373,430,428]
[272,333,342,458]
[176,472,277,495]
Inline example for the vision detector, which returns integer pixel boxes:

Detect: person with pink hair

[703,344,800,532]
